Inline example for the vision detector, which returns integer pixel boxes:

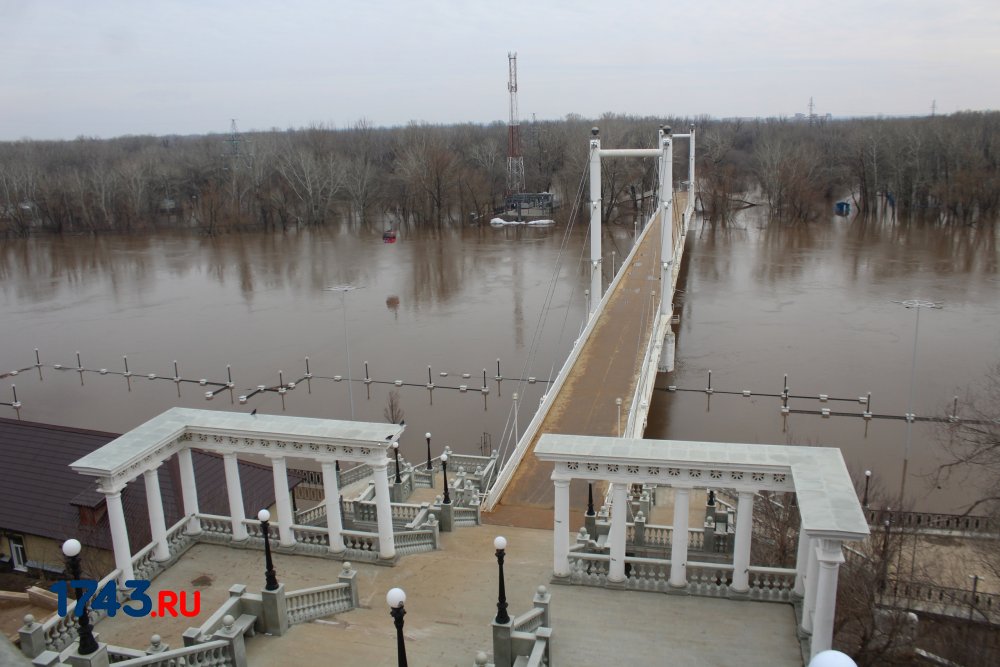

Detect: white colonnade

[536,433,867,659]
[73,408,406,584]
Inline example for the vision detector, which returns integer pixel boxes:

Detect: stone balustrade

[883,578,1000,623]
[565,553,796,602]
[286,581,355,624]
[867,508,998,536]
[114,639,236,666]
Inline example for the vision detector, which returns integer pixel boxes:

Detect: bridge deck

[488,194,686,528]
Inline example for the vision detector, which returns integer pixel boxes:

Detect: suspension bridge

[483,125,695,527]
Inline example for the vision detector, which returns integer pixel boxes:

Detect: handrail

[485,203,662,510]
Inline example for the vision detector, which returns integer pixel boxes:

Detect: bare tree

[384,389,404,424]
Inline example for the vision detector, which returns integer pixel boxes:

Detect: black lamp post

[862,470,872,509]
[441,452,451,504]
[425,432,433,471]
[257,509,279,591]
[494,536,510,624]
[392,441,402,484]
[62,539,99,655]
[386,587,408,667]
[586,483,595,517]
[880,515,891,592]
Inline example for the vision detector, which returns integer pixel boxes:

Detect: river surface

[2,213,997,512]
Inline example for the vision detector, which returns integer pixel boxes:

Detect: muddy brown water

[1,212,997,513]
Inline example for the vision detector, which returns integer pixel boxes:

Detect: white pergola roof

[71,407,404,490]
[535,434,869,541]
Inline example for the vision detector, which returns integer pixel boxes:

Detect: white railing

[512,606,546,634]
[567,553,795,602]
[114,639,235,666]
[40,567,123,651]
[286,583,354,624]
[485,204,662,510]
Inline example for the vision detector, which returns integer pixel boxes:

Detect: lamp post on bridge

[62,539,99,655]
[891,299,942,505]
[615,397,622,437]
[257,509,279,591]
[425,432,432,471]
[386,587,408,667]
[324,284,364,420]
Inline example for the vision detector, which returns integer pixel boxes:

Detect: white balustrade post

[552,477,571,577]
[660,130,674,317]
[101,488,135,585]
[810,539,845,658]
[588,129,602,315]
[223,453,249,541]
[669,487,691,588]
[730,490,754,594]
[269,455,296,547]
[801,537,820,634]
[321,461,345,553]
[176,448,201,534]
[371,460,396,560]
[794,521,810,598]
[143,466,170,561]
[608,483,628,583]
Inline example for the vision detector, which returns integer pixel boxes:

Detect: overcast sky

[3,0,999,140]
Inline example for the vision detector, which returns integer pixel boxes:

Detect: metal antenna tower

[224,118,242,159]
[931,99,937,117]
[506,52,525,195]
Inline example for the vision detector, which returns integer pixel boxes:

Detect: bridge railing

[484,203,663,510]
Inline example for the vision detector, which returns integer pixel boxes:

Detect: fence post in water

[496,358,502,381]
[365,361,371,384]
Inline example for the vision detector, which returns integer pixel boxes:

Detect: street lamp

[441,453,451,504]
[257,510,279,591]
[512,393,520,445]
[863,470,872,509]
[494,536,510,624]
[324,284,364,420]
[586,483,595,517]
[386,587,408,667]
[61,539,99,655]
[891,299,942,505]
[425,432,433,471]
[392,441,402,484]
[615,397,623,437]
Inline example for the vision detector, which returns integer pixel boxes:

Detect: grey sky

[3,0,999,140]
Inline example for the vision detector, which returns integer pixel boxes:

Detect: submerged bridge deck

[488,193,687,528]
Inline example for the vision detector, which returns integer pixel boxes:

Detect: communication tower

[507,52,525,195]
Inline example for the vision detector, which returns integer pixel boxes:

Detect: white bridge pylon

[587,125,696,317]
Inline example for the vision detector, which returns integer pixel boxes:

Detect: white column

[607,483,628,583]
[669,487,691,587]
[223,453,248,541]
[552,477,570,577]
[810,539,845,658]
[801,537,820,634]
[321,461,345,553]
[588,131,602,315]
[143,467,170,562]
[176,448,201,534]
[269,455,296,547]
[730,490,754,593]
[102,488,135,584]
[660,132,674,316]
[794,521,810,597]
[371,460,396,560]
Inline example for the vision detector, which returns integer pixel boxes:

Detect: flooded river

[1,212,997,512]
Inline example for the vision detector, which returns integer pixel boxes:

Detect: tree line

[1,111,998,237]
